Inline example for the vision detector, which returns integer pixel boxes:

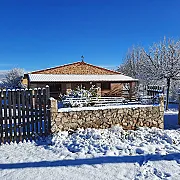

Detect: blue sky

[0,0,180,72]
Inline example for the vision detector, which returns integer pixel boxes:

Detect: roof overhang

[28,74,138,83]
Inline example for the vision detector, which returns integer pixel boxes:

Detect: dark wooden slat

[46,85,50,104]
[38,88,43,136]
[3,90,8,143]
[0,89,3,143]
[42,88,47,135]
[21,90,26,140]
[29,89,33,138]
[31,90,36,140]
[17,90,22,143]
[12,90,17,143]
[46,86,51,135]
[25,90,30,140]
[34,89,38,135]
[47,99,51,135]
[8,90,12,143]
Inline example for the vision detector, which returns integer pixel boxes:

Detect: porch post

[66,83,72,95]
[96,83,101,96]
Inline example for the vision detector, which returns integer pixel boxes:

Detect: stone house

[22,60,138,99]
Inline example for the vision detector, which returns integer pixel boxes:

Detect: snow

[0,107,180,179]
[28,74,138,83]
[58,104,155,112]
[164,104,179,130]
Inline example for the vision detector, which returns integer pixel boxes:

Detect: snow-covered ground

[0,107,180,180]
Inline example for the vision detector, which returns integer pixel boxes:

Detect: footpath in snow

[0,110,180,180]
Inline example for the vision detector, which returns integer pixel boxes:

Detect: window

[101,82,110,90]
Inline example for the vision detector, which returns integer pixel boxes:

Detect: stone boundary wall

[50,96,164,133]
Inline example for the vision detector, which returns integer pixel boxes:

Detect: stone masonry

[50,96,164,133]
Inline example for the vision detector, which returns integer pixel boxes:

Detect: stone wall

[50,96,164,133]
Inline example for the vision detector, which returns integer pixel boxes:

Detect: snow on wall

[50,97,164,132]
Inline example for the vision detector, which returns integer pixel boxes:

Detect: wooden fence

[0,86,50,144]
[147,85,164,97]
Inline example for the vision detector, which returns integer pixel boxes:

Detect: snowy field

[0,107,180,179]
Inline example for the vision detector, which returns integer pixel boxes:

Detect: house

[22,60,138,99]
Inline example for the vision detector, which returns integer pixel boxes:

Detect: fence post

[159,94,164,129]
[159,94,164,109]
[50,98,58,114]
[46,85,50,103]
[49,97,58,133]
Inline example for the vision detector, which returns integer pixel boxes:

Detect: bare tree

[118,38,180,109]
[118,46,150,85]
[3,68,25,88]
[170,79,180,102]
[142,38,180,109]
[118,46,141,78]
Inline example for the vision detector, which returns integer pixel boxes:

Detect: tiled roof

[28,74,138,82]
[30,61,121,75]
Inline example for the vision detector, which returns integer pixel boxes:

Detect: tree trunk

[165,78,171,110]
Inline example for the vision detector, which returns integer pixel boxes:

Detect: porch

[26,74,138,100]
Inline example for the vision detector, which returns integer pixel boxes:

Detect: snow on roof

[28,74,138,82]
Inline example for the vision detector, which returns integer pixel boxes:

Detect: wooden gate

[0,86,50,144]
